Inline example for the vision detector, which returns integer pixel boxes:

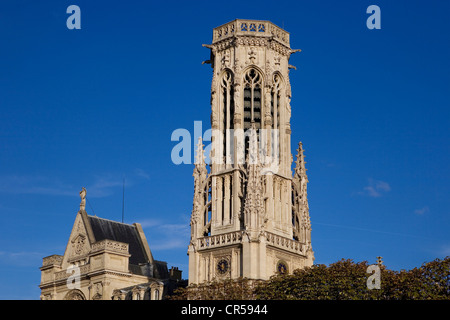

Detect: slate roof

[88,215,148,265]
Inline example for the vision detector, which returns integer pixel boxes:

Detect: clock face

[277,261,288,275]
[216,259,229,275]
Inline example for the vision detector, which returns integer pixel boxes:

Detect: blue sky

[0,0,449,299]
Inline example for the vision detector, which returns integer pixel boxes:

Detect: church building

[39,188,185,300]
[39,18,313,299]
[188,19,314,284]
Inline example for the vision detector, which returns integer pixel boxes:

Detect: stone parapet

[213,19,290,47]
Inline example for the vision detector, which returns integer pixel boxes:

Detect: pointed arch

[219,69,235,163]
[64,289,86,300]
[271,72,285,131]
[242,67,264,161]
[241,64,266,83]
[270,72,285,161]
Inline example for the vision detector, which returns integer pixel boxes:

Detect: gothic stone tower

[188,20,314,284]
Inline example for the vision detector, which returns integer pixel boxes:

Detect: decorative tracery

[243,69,262,130]
[271,74,282,130]
[271,73,282,161]
[64,289,86,300]
[221,71,234,161]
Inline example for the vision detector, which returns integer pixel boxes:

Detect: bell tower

[188,20,314,284]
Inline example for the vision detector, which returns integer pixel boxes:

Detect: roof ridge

[87,214,135,227]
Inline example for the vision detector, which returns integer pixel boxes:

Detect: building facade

[39,188,185,300]
[188,19,314,284]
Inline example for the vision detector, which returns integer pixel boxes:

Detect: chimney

[169,266,182,281]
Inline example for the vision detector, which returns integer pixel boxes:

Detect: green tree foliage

[170,257,449,300]
[170,278,259,300]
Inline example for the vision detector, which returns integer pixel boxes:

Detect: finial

[293,141,309,181]
[79,187,86,211]
[376,256,383,266]
[195,137,205,166]
[247,126,259,165]
[295,142,304,166]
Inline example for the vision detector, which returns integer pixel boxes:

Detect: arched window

[243,69,262,130]
[203,177,212,236]
[271,74,282,161]
[154,289,160,300]
[221,71,234,161]
[271,74,282,130]
[243,69,262,161]
[64,289,86,300]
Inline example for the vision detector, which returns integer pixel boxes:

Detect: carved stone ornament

[65,289,85,300]
[79,187,86,211]
[215,256,231,277]
[248,47,257,64]
[72,234,87,256]
[221,50,230,68]
[92,282,103,300]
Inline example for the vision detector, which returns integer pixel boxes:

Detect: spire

[294,142,307,178]
[191,137,208,236]
[292,141,311,245]
[193,137,207,197]
[243,128,266,232]
[247,124,259,165]
[193,137,208,185]
[293,141,309,200]
[194,137,206,168]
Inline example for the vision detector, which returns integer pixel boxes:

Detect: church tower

[188,20,314,284]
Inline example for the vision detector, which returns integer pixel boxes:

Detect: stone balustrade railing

[91,239,129,255]
[42,254,63,267]
[264,231,305,255]
[198,231,243,249]
[54,264,91,281]
[197,230,306,256]
[213,19,290,47]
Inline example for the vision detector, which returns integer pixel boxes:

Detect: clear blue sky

[0,0,449,299]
